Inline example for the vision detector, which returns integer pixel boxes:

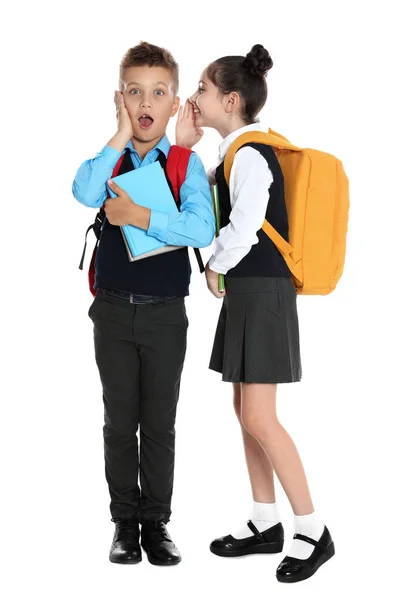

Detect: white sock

[232,501,281,540]
[286,511,325,560]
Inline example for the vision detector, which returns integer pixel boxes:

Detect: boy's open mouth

[138,114,154,129]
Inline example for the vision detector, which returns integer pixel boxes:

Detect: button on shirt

[72,135,215,249]
[207,123,274,275]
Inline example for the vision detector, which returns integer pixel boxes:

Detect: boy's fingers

[107,180,125,195]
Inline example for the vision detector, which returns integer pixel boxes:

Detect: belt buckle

[129,293,152,304]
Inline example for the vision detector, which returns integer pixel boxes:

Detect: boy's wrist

[129,204,151,230]
[107,130,132,153]
[175,139,193,150]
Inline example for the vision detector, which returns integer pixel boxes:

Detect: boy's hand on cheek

[114,91,133,140]
[175,99,203,149]
[105,180,151,229]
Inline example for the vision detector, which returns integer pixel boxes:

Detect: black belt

[97,288,180,305]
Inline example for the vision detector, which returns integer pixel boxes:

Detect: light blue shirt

[72,135,215,248]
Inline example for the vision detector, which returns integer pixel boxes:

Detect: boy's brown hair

[119,41,179,94]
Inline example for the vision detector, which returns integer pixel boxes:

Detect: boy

[72,41,215,566]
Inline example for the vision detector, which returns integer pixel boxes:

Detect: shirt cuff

[96,145,123,170]
[147,209,169,240]
[208,256,228,275]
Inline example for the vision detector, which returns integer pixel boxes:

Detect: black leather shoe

[141,520,181,566]
[109,518,142,564]
[210,521,284,557]
[276,525,335,583]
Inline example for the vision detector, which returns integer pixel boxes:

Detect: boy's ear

[171,96,180,117]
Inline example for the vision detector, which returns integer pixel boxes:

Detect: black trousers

[88,288,188,523]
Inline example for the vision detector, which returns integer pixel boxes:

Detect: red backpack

[79,146,204,296]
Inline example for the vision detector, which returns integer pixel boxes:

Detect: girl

[175,44,335,583]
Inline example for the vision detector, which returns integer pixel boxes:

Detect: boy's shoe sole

[141,542,181,566]
[109,555,142,565]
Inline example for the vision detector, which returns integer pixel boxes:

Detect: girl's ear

[225,91,241,114]
[171,96,180,117]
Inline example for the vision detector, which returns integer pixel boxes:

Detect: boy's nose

[140,97,152,108]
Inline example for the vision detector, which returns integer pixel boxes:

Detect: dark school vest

[95,150,191,296]
[215,142,291,278]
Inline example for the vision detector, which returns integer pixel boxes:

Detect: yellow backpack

[223,129,349,295]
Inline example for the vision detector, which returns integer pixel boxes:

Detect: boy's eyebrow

[199,80,207,85]
[126,81,169,88]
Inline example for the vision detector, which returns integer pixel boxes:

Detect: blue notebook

[108,161,183,262]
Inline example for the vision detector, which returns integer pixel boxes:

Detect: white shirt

[208,122,273,275]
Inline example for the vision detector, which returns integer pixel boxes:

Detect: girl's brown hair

[206,44,273,124]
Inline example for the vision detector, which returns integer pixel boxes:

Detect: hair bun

[244,44,273,77]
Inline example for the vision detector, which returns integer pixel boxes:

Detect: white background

[1,0,402,598]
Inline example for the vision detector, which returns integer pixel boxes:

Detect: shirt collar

[218,122,263,161]
[125,133,171,159]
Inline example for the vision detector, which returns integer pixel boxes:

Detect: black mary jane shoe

[210,520,284,557]
[109,518,142,564]
[276,525,335,583]
[141,520,181,566]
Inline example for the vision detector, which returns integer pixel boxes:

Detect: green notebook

[211,184,225,293]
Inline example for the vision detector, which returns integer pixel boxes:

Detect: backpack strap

[223,130,300,186]
[165,146,205,274]
[222,130,299,269]
[78,150,127,271]
[81,150,129,296]
[166,145,189,204]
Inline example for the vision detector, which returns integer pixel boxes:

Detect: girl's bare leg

[232,383,276,502]
[239,382,314,515]
[229,384,281,540]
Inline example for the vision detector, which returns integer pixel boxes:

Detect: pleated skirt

[209,277,302,384]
